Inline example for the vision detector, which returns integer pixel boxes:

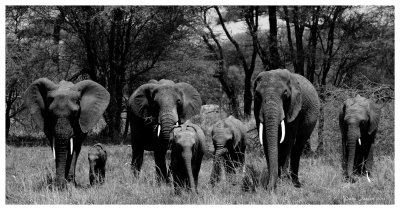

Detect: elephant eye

[176,99,182,105]
[283,90,289,98]
[47,96,54,105]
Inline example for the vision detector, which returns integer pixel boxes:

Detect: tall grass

[6,144,394,204]
[6,87,393,204]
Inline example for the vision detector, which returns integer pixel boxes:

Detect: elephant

[253,69,320,191]
[23,78,110,188]
[339,94,380,182]
[169,121,206,194]
[88,143,107,185]
[209,115,247,186]
[128,79,202,183]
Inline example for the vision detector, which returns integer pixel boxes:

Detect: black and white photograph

[4,3,395,204]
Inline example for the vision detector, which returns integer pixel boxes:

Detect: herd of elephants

[23,69,381,194]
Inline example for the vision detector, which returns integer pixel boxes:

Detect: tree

[198,6,242,119]
[214,6,259,119]
[267,6,283,69]
[57,6,189,140]
[305,6,320,84]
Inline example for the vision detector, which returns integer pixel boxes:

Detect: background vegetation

[5,5,394,204]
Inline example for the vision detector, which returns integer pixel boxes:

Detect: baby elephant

[88,143,107,185]
[210,115,247,186]
[170,121,206,194]
[339,95,380,182]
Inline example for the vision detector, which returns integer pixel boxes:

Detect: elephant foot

[292,179,302,188]
[241,175,257,192]
[131,168,141,178]
[54,177,68,190]
[345,175,356,183]
[66,174,76,185]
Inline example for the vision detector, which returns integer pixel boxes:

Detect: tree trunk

[268,6,282,69]
[293,6,305,75]
[306,6,320,83]
[283,6,297,71]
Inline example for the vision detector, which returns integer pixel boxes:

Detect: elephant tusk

[280,120,285,144]
[52,138,56,159]
[358,138,361,146]
[259,123,263,146]
[70,138,73,155]
[366,172,371,183]
[175,122,179,126]
[157,125,161,137]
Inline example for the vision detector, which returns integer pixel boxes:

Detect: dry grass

[6,87,394,204]
[6,144,394,204]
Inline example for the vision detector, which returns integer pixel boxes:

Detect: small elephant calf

[88,143,107,185]
[210,116,247,186]
[339,94,380,182]
[170,121,206,194]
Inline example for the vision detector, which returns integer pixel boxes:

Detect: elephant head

[211,116,244,157]
[339,95,380,181]
[130,79,202,145]
[169,121,206,193]
[253,69,302,190]
[24,78,110,187]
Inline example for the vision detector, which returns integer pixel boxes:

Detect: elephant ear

[75,80,110,133]
[187,121,207,153]
[342,98,355,121]
[175,82,202,122]
[23,78,58,130]
[224,116,243,147]
[287,74,302,122]
[367,99,380,135]
[129,83,157,120]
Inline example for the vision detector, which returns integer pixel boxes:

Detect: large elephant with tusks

[128,79,202,183]
[253,69,320,191]
[24,78,109,188]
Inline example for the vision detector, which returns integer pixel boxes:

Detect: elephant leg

[100,166,106,184]
[364,142,374,177]
[290,133,308,188]
[131,145,144,177]
[279,122,297,179]
[154,149,169,184]
[278,140,292,179]
[341,135,348,176]
[354,145,364,175]
[224,154,236,175]
[210,156,222,186]
[65,141,82,185]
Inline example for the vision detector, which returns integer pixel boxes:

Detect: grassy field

[6,87,394,204]
[6,144,394,204]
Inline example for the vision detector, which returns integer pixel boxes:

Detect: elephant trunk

[215,147,228,157]
[346,124,360,180]
[183,150,196,192]
[54,117,73,188]
[159,112,176,143]
[262,103,280,191]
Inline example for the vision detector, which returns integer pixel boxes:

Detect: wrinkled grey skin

[253,69,320,191]
[88,143,107,185]
[210,116,247,186]
[339,95,380,182]
[129,79,202,183]
[169,121,206,194]
[24,78,109,188]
